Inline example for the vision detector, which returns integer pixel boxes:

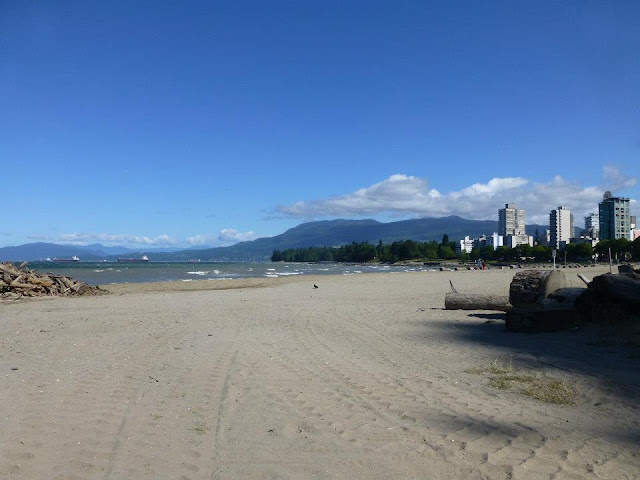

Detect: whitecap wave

[187,271,209,276]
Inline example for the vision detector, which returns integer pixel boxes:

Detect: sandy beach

[1,267,639,479]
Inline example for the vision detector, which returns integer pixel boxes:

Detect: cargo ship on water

[51,255,80,262]
[117,255,149,263]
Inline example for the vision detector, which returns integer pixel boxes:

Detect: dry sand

[1,267,639,479]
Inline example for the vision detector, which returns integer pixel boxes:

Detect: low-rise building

[489,232,503,249]
[584,213,599,239]
[473,232,503,250]
[505,234,534,248]
[569,236,598,248]
[455,236,474,254]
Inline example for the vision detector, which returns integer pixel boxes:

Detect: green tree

[424,244,438,259]
[398,240,420,260]
[438,245,456,259]
[532,245,552,262]
[479,245,495,261]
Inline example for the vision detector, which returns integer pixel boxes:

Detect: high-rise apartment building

[498,203,525,237]
[598,192,631,240]
[584,213,599,239]
[549,206,573,250]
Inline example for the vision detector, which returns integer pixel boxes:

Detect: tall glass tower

[598,192,631,240]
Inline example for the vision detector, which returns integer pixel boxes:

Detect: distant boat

[188,259,201,263]
[52,255,80,262]
[117,255,149,263]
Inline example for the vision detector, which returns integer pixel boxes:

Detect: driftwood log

[575,272,640,322]
[508,270,568,305]
[618,264,640,275]
[590,273,640,309]
[506,270,584,333]
[444,293,512,312]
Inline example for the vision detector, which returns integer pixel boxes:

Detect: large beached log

[589,273,640,310]
[575,273,640,323]
[618,264,640,275]
[508,270,568,305]
[444,293,512,312]
[506,270,580,333]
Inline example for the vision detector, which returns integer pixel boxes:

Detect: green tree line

[271,236,640,264]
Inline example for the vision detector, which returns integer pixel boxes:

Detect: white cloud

[187,229,257,247]
[602,165,638,190]
[34,232,180,246]
[276,166,638,225]
[27,228,258,248]
[218,228,257,243]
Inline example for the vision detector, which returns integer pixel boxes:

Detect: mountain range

[0,216,550,262]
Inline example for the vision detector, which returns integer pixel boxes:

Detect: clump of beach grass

[488,377,512,390]
[466,360,577,406]
[463,366,486,375]
[190,423,208,434]
[522,378,577,405]
[488,359,512,375]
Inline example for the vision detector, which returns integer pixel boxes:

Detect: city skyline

[2,2,639,248]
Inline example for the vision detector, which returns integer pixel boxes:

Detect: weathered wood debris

[0,262,105,299]
[506,270,586,333]
[444,265,640,333]
[444,279,512,312]
[576,265,640,323]
[444,293,512,312]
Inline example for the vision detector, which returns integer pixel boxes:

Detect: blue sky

[1,1,639,248]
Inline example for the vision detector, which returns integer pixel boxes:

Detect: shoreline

[98,264,615,295]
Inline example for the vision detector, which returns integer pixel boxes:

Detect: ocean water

[25,261,440,285]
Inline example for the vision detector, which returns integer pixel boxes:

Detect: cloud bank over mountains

[28,229,257,249]
[277,166,637,225]
[20,166,637,248]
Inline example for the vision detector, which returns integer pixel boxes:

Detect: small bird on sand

[313,284,318,289]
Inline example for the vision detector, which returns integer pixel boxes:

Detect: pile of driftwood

[444,265,640,333]
[0,262,105,299]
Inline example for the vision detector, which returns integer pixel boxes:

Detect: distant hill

[85,243,184,255]
[0,242,210,261]
[0,216,549,262]
[0,242,107,261]
[142,216,549,262]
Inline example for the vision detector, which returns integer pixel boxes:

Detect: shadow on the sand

[467,313,506,321]
[418,314,640,403]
